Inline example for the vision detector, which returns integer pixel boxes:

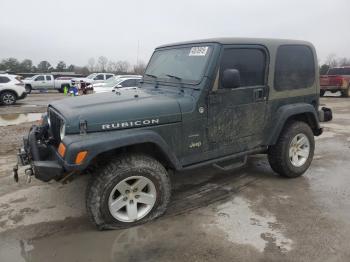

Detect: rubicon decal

[102,119,160,130]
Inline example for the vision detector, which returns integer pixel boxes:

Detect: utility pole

[137,40,140,65]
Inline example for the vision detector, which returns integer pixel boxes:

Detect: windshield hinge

[79,120,88,135]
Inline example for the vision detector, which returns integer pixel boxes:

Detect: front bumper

[16,125,64,182]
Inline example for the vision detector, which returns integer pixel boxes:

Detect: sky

[0,0,349,67]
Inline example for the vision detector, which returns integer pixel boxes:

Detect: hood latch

[79,120,88,135]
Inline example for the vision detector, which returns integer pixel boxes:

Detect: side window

[220,48,266,88]
[0,76,10,83]
[106,74,113,79]
[46,75,52,81]
[94,74,104,80]
[274,45,315,91]
[35,76,45,81]
[120,79,133,87]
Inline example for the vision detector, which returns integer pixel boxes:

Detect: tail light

[331,76,344,86]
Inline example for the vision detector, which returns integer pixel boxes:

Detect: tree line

[0,56,146,75]
[319,54,350,75]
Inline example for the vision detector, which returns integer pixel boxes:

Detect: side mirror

[222,69,240,89]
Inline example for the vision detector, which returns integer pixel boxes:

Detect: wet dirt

[0,94,350,262]
[0,113,42,127]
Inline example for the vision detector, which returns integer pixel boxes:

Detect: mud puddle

[0,113,42,127]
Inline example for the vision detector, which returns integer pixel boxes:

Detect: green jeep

[15,38,332,230]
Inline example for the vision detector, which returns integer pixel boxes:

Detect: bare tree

[107,61,118,73]
[116,60,130,73]
[338,57,350,66]
[132,61,146,75]
[97,56,108,72]
[88,57,95,72]
[325,54,338,67]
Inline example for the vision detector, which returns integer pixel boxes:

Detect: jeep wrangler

[15,38,332,230]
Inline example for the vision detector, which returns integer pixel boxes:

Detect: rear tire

[268,121,314,178]
[86,154,171,230]
[341,86,350,97]
[0,91,17,105]
[320,90,325,97]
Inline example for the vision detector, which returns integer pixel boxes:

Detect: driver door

[207,46,269,155]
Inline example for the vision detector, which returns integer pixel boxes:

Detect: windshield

[86,73,97,79]
[327,68,350,75]
[145,45,212,84]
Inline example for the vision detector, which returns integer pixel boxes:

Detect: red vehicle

[320,66,350,97]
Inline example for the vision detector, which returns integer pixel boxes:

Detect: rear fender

[264,103,321,145]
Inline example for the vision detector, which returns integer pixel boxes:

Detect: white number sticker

[189,46,208,56]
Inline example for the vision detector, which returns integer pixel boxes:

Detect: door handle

[254,88,264,101]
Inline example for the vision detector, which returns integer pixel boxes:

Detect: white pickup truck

[73,73,115,86]
[23,75,73,93]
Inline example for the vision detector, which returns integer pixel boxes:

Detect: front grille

[48,107,63,146]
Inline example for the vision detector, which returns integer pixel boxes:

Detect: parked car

[94,77,142,94]
[320,66,350,97]
[73,73,115,87]
[16,38,332,230]
[23,75,73,93]
[0,74,27,105]
[90,75,142,89]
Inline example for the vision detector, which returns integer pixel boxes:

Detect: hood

[50,88,186,133]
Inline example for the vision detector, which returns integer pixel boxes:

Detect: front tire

[341,86,350,97]
[0,91,17,105]
[268,121,314,178]
[86,154,171,230]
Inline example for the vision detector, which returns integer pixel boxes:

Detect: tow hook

[25,168,34,183]
[13,165,19,183]
[13,165,34,183]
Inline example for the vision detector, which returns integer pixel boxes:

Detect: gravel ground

[0,91,349,262]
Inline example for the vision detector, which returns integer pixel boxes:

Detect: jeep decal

[102,119,160,130]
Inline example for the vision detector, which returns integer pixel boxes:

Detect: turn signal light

[75,151,88,164]
[58,143,66,157]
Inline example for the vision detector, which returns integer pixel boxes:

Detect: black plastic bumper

[319,107,333,122]
[17,126,63,182]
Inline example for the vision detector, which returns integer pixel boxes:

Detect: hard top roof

[156,37,312,49]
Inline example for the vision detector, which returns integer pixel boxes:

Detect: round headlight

[60,123,66,140]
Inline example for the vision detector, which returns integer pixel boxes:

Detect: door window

[35,76,45,81]
[0,76,10,83]
[106,74,114,79]
[94,74,104,80]
[46,75,52,81]
[120,79,134,87]
[220,48,266,88]
[274,45,315,91]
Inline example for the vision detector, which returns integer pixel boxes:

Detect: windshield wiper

[145,73,157,79]
[145,73,159,88]
[166,74,182,81]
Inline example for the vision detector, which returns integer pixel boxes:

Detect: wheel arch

[0,89,18,98]
[264,103,322,145]
[63,129,182,172]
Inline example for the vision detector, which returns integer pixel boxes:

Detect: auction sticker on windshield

[189,46,208,56]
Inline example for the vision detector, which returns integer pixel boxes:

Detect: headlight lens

[60,123,66,140]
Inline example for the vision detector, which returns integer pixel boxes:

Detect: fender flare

[62,129,182,171]
[264,103,321,145]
